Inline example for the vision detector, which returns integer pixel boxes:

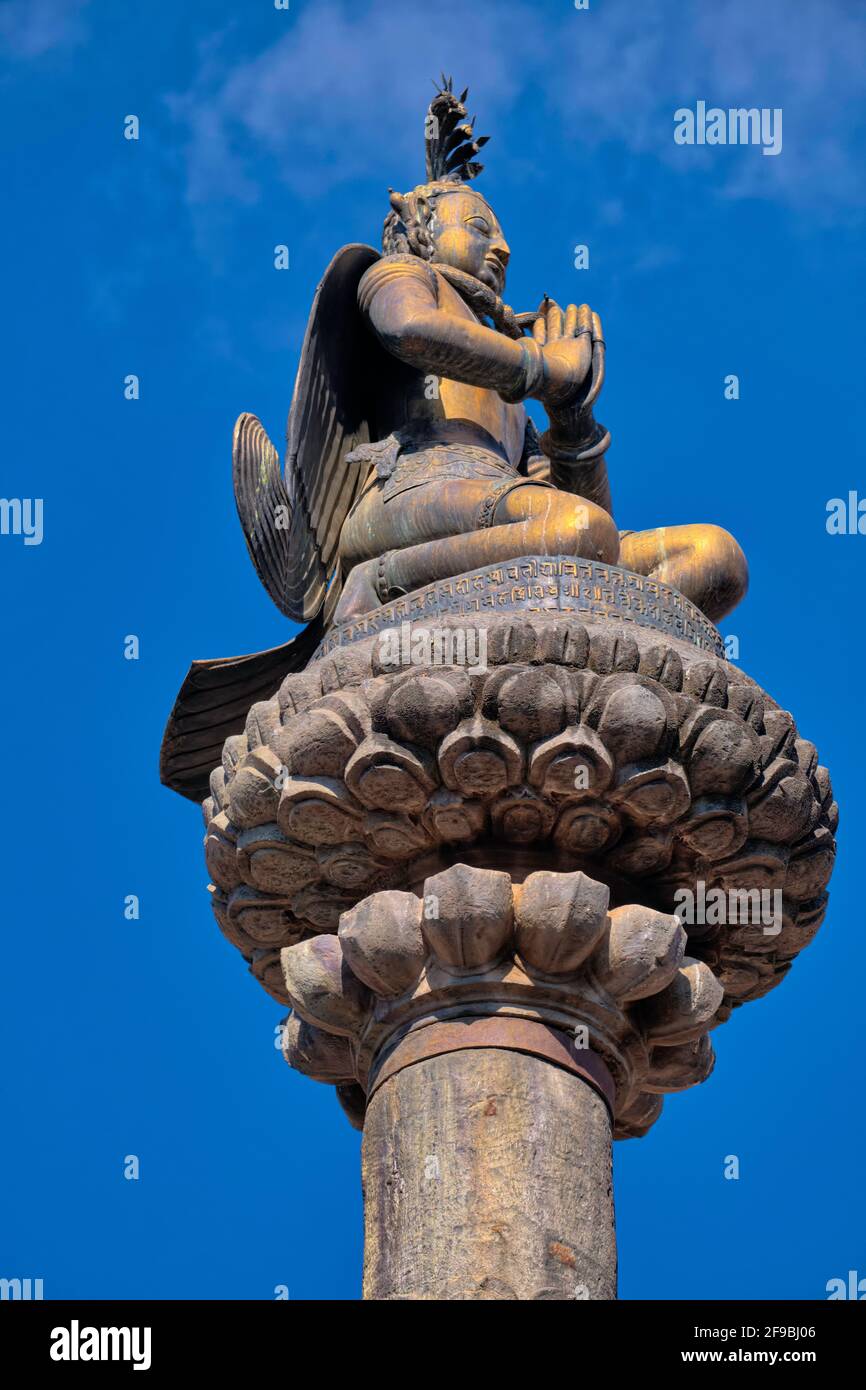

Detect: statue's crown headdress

[424,75,489,185]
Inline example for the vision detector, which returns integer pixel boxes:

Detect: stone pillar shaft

[361,1046,616,1300]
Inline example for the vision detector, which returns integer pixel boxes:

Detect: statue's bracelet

[499,336,547,403]
[540,420,611,463]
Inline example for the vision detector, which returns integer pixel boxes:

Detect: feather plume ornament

[424,76,489,185]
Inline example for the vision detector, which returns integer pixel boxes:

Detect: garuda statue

[162,79,747,801]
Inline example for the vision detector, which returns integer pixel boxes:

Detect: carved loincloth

[346,431,553,525]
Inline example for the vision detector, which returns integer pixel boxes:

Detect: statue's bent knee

[619,522,748,623]
[698,524,749,618]
[493,486,619,565]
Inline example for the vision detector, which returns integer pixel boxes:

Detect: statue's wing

[159,620,324,802]
[163,246,387,800]
[283,243,383,622]
[232,412,294,617]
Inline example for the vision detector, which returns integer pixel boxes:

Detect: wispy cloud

[167,0,866,215]
[166,2,544,204]
[0,0,90,58]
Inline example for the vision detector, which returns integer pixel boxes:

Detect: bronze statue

[162,79,747,801]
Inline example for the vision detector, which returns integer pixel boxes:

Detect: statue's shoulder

[358,253,439,313]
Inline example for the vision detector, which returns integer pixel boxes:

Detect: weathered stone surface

[278,861,725,1139]
[193,607,834,1178]
[420,862,513,969]
[203,614,834,1026]
[591,903,685,1002]
[280,934,370,1037]
[362,1047,616,1300]
[514,870,609,973]
[338,891,426,997]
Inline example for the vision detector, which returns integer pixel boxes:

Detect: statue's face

[427,189,510,294]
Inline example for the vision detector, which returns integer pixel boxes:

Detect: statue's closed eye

[466,216,491,232]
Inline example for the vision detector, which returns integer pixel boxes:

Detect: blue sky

[1,0,864,1300]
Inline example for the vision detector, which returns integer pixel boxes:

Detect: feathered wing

[232,412,294,617]
[160,622,324,802]
[283,242,384,622]
[231,243,384,624]
[162,244,387,799]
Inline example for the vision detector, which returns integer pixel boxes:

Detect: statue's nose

[490,238,510,268]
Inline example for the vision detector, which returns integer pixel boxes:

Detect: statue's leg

[337,482,619,621]
[618,524,748,623]
[340,479,497,559]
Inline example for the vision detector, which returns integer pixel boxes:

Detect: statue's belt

[347,432,527,502]
[380,443,519,501]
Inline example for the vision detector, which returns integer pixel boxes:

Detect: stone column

[362,1044,615,1300]
[279,860,724,1299]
